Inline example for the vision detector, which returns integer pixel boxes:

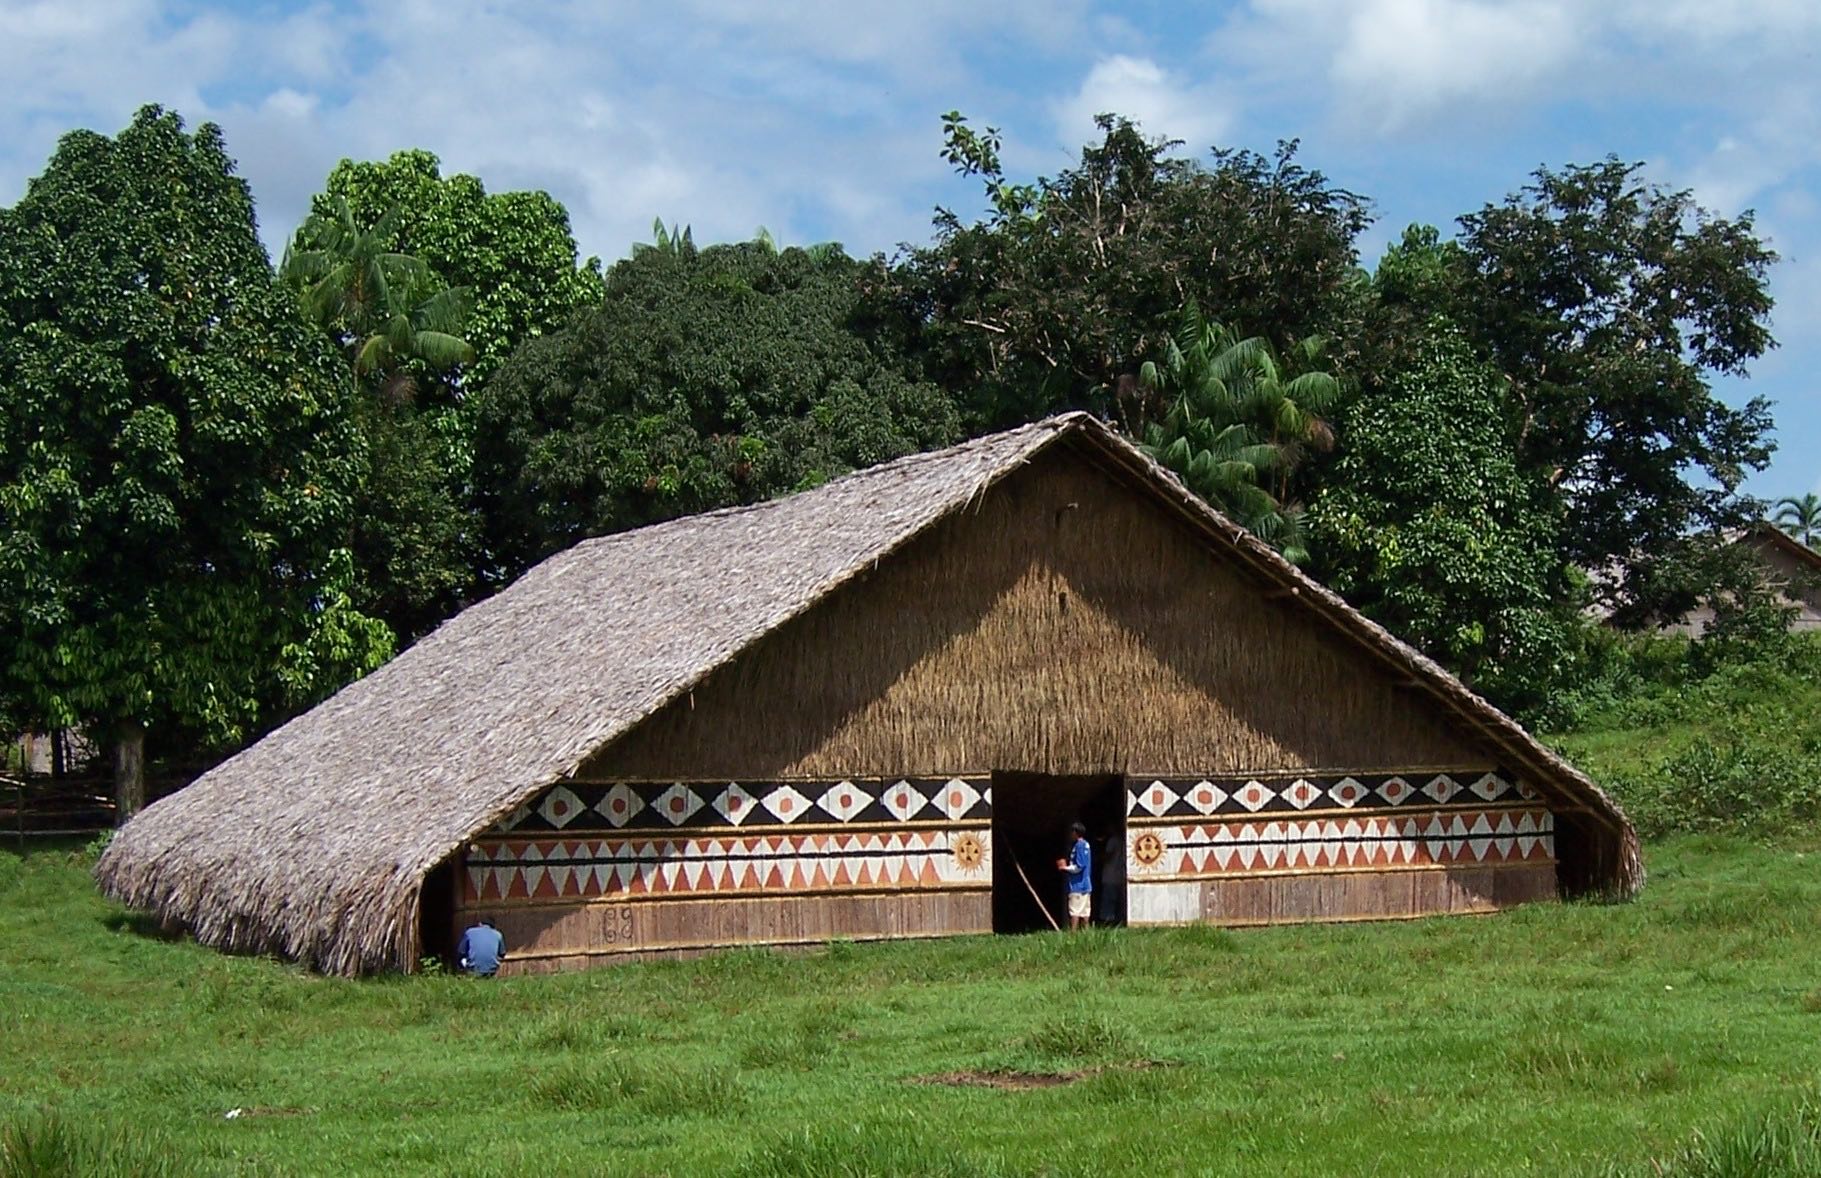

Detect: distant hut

[1665,522,1821,637]
[97,414,1639,976]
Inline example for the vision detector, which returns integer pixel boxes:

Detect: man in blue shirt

[1056,821,1093,931]
[456,920,506,977]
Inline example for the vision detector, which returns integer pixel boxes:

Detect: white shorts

[1067,892,1092,919]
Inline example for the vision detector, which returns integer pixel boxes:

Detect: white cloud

[1331,0,1577,130]
[1054,55,1232,150]
[0,0,1100,264]
[1218,0,1579,132]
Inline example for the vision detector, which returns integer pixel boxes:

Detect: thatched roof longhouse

[97,414,1639,974]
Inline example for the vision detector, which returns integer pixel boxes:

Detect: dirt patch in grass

[223,1106,315,1120]
[913,1060,1170,1091]
[914,1068,1086,1090]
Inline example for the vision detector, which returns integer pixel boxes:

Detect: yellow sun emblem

[1133,831,1165,866]
[953,832,985,870]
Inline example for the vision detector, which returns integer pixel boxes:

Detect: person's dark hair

[1070,821,1086,837]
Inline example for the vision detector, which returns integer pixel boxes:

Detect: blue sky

[4,0,1818,501]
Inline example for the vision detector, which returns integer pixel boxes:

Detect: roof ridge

[571,413,1084,555]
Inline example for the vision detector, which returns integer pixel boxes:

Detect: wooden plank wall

[454,777,993,974]
[1125,769,1558,926]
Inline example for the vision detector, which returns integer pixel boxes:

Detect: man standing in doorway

[1057,821,1093,931]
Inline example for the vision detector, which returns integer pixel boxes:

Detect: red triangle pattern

[461,827,987,903]
[1129,807,1555,879]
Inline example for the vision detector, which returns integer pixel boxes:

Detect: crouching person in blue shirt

[457,919,505,977]
[1056,821,1093,931]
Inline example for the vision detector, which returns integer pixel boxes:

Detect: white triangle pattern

[460,825,998,902]
[1124,807,1556,879]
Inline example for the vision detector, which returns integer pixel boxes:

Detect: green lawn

[2,837,1819,1176]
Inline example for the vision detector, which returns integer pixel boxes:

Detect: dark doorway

[990,772,1126,933]
[417,857,458,969]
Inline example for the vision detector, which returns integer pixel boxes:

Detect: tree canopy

[1139,304,1339,564]
[473,239,960,580]
[313,150,604,385]
[1449,159,1777,621]
[875,115,1370,433]
[281,196,476,400]
[0,106,391,810]
[1309,318,1572,714]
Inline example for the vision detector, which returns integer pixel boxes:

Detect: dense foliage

[1551,632,1821,838]
[281,196,476,399]
[313,149,604,384]
[876,115,1369,434]
[1449,160,1777,622]
[0,107,391,805]
[1310,319,1572,713]
[472,239,960,581]
[280,193,482,641]
[1139,304,1339,563]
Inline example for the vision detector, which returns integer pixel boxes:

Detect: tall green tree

[1774,495,1821,547]
[301,152,604,641]
[876,113,1369,432]
[1308,318,1573,717]
[473,240,961,580]
[1451,158,1777,622]
[0,107,391,817]
[312,150,604,384]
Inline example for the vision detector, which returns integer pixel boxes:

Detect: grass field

[3,836,1820,1176]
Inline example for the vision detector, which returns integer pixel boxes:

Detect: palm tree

[633,217,695,258]
[1774,494,1821,547]
[1250,334,1342,505]
[281,198,474,399]
[1137,304,1338,564]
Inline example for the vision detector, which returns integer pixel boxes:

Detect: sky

[2,0,1818,501]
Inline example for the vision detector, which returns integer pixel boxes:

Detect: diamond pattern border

[1126,771,1533,818]
[496,777,993,834]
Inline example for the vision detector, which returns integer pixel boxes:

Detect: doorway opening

[990,772,1127,933]
[416,856,457,969]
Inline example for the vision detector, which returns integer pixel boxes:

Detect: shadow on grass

[100,910,185,942]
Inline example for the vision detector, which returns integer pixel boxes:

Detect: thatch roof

[97,414,1638,974]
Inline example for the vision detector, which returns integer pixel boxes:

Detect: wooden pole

[114,720,145,825]
[1010,851,1061,932]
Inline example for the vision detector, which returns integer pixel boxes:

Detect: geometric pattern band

[493,777,992,835]
[1126,770,1537,819]
[1128,808,1555,878]
[464,828,992,904]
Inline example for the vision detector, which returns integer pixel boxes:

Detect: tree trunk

[114,720,146,825]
